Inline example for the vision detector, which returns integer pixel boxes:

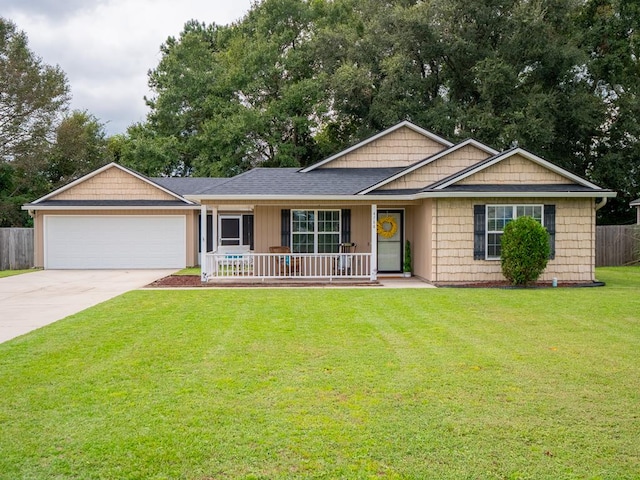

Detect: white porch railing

[204,252,372,281]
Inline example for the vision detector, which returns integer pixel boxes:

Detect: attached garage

[23,163,203,270]
[44,215,187,269]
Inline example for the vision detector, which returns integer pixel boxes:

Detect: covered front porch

[199,202,416,282]
[204,250,372,281]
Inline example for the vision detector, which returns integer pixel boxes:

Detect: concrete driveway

[0,270,176,344]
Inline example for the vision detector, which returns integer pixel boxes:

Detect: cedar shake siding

[322,126,447,169]
[379,144,494,190]
[429,198,595,284]
[457,154,571,185]
[52,167,177,201]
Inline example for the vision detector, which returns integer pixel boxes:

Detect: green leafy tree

[47,111,109,187]
[0,17,69,226]
[501,216,551,286]
[0,17,69,163]
[124,0,637,224]
[576,0,640,223]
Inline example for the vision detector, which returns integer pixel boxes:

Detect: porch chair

[269,246,300,276]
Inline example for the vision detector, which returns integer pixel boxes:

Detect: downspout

[595,197,607,211]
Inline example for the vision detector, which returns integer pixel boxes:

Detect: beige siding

[412,199,433,279]
[380,144,492,190]
[431,198,595,283]
[33,209,198,268]
[323,126,447,169]
[457,154,571,185]
[53,167,176,201]
[252,204,375,254]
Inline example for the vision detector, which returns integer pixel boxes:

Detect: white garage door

[44,215,186,269]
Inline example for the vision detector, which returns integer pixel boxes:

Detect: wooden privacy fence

[596,225,639,267]
[0,228,34,270]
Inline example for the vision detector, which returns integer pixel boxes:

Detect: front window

[292,210,340,253]
[487,205,543,259]
[219,215,241,246]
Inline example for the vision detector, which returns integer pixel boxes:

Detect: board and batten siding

[32,209,198,268]
[252,204,375,254]
[380,145,492,190]
[430,198,595,283]
[321,126,447,169]
[52,167,176,201]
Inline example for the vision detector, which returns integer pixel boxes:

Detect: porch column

[210,206,218,252]
[200,204,208,282]
[370,204,377,281]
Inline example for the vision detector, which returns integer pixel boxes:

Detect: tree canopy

[122,0,639,223]
[0,17,110,226]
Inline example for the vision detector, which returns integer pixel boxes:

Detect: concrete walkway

[0,270,175,344]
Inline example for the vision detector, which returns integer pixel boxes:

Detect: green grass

[174,267,201,275]
[0,267,639,479]
[0,269,36,279]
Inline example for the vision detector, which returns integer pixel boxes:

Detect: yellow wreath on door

[376,216,398,238]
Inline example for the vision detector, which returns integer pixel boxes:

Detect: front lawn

[0,268,638,479]
[0,269,35,279]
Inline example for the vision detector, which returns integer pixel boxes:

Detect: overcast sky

[4,0,254,135]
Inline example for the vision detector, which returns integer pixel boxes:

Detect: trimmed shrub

[501,216,551,286]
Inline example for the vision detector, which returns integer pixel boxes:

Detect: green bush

[501,216,551,286]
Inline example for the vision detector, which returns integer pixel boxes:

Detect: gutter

[187,191,617,202]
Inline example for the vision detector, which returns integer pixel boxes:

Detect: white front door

[377,210,403,272]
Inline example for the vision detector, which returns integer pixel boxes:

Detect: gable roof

[428,148,604,191]
[300,121,453,172]
[28,163,196,206]
[631,198,640,206]
[357,138,499,195]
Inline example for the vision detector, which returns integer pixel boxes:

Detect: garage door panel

[45,216,186,269]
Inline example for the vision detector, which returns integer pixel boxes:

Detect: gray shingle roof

[197,168,404,195]
[151,177,229,195]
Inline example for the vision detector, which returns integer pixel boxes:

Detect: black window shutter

[281,209,291,247]
[473,205,486,260]
[341,209,351,243]
[544,205,556,259]
[243,214,254,250]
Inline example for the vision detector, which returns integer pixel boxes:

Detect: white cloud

[5,0,253,135]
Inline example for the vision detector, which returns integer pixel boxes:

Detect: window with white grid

[292,210,340,254]
[486,205,543,259]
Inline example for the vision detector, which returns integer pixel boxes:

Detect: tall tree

[126,0,637,222]
[0,17,69,226]
[0,17,69,163]
[576,0,640,223]
[47,110,110,187]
